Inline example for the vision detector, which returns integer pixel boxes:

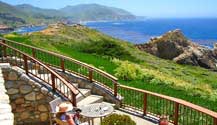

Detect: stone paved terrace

[0,67,14,124]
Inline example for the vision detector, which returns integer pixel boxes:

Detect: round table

[80,103,114,125]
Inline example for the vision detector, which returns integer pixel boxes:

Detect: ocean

[86,18,217,48]
[14,25,47,34]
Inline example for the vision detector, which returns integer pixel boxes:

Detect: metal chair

[55,116,89,125]
[55,118,69,125]
[49,97,63,125]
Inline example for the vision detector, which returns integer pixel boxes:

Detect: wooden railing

[0,38,118,97]
[1,37,217,125]
[119,85,217,125]
[0,41,79,106]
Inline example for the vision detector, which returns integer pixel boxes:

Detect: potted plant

[101,114,136,125]
[159,115,169,125]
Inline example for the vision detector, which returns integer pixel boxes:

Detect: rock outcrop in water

[136,29,217,70]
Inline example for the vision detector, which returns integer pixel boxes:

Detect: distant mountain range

[0,1,136,27]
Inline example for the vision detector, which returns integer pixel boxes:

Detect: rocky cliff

[136,30,217,70]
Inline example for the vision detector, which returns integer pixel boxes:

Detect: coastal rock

[136,30,217,70]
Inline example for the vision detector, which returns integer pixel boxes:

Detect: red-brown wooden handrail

[119,85,217,118]
[0,37,118,80]
[0,41,79,106]
[0,37,118,96]
[119,84,217,124]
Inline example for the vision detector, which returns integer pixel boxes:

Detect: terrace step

[0,120,14,124]
[29,68,103,107]
[0,106,12,114]
[101,101,116,107]
[29,70,78,88]
[72,83,78,88]
[6,59,114,109]
[0,85,7,92]
[32,69,108,108]
[76,89,91,102]
[29,69,87,101]
[0,113,14,121]
[0,95,10,104]
[77,95,103,107]
[0,103,12,110]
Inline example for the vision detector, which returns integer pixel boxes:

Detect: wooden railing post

[89,68,93,82]
[214,117,217,125]
[72,92,77,107]
[143,93,147,115]
[51,73,55,91]
[174,102,179,125]
[114,80,118,97]
[23,55,28,75]
[61,58,65,72]
[32,48,36,58]
[0,41,2,58]
[2,40,7,58]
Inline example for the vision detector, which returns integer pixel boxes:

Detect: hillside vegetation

[4,24,217,111]
[0,1,135,27]
[0,1,27,27]
[60,4,135,21]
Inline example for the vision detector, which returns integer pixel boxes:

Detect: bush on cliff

[101,114,136,125]
[113,59,143,80]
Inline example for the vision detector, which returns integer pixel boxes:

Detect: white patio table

[80,103,114,125]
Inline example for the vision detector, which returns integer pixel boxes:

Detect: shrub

[113,60,143,81]
[141,72,154,82]
[81,38,133,60]
[150,78,163,85]
[101,114,136,125]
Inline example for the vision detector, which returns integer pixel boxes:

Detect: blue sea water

[86,18,217,48]
[14,25,47,34]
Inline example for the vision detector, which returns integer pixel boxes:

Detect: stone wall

[1,64,56,125]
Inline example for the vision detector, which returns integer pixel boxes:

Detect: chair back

[55,118,68,125]
[49,97,62,113]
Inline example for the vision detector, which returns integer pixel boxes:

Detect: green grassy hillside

[4,24,217,111]
[0,1,28,26]
[60,4,135,21]
[0,1,136,27]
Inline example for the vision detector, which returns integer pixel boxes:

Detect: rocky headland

[136,29,217,70]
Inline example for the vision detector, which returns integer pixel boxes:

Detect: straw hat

[56,102,73,113]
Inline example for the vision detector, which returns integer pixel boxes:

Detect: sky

[1,0,217,18]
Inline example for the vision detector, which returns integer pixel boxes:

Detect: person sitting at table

[56,102,75,125]
[73,108,82,125]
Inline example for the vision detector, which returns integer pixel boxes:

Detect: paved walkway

[0,67,14,124]
[93,110,157,125]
